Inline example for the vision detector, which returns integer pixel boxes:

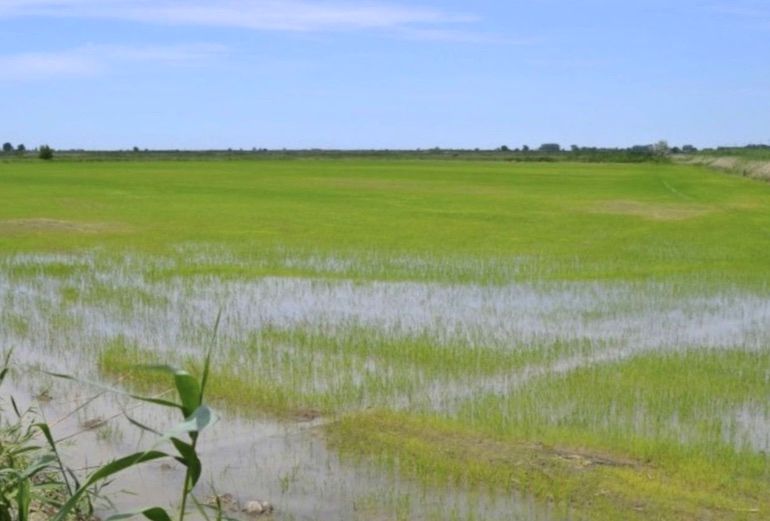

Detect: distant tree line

[2,142,26,155]
[1,142,54,159]
[486,140,701,163]
[496,140,698,156]
[6,141,769,163]
[696,143,770,160]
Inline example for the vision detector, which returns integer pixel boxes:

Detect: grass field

[1,158,770,520]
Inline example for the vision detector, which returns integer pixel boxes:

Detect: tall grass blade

[199,310,222,403]
[45,372,185,412]
[32,423,76,499]
[15,477,29,521]
[51,451,170,521]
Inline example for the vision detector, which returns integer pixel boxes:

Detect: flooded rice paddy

[2,251,770,520]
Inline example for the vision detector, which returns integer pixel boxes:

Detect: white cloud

[0,43,226,80]
[104,43,227,63]
[0,0,477,32]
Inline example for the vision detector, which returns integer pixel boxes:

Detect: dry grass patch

[0,218,124,234]
[591,200,711,221]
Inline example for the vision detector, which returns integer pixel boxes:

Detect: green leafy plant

[37,146,53,161]
[52,337,220,521]
[0,350,92,521]
[1,316,225,521]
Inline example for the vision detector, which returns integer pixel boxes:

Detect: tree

[16,144,25,154]
[2,142,12,153]
[38,145,54,160]
[539,143,561,153]
[653,140,670,156]
[522,145,530,152]
[499,145,510,152]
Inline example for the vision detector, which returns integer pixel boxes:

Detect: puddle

[3,252,770,519]
[5,375,549,521]
[731,405,770,453]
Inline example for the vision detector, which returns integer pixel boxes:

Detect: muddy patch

[591,200,711,221]
[3,375,550,521]
[0,218,124,234]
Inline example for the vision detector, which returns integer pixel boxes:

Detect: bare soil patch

[0,218,123,234]
[591,200,711,221]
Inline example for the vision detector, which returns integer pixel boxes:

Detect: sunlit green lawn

[1,159,769,284]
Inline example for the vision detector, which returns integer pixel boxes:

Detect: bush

[38,145,54,160]
[0,337,220,521]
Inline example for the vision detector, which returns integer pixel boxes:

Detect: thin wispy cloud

[0,0,478,32]
[396,27,538,46]
[0,43,226,80]
[708,1,770,20]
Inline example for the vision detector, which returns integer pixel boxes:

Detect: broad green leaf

[170,438,201,488]
[51,451,170,521]
[106,506,173,521]
[161,406,216,441]
[173,372,201,417]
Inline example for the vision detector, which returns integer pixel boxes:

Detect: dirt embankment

[681,156,770,181]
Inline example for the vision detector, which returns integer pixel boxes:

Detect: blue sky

[0,0,768,150]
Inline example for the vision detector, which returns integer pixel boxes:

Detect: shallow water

[4,254,770,358]
[5,376,548,521]
[2,252,770,519]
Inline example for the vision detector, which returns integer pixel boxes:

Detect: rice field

[1,158,770,520]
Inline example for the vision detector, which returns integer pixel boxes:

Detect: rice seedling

[2,158,770,519]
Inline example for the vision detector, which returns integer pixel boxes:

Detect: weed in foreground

[1,322,227,521]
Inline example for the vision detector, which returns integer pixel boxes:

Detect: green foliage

[538,142,561,153]
[37,146,53,161]
[3,157,770,520]
[0,351,90,521]
[329,407,769,521]
[1,159,769,285]
[1,342,220,521]
[327,349,770,520]
[0,147,670,163]
[697,145,770,160]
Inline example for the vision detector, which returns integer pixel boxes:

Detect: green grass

[330,349,770,521]
[98,328,605,417]
[329,408,768,521]
[451,348,770,478]
[3,158,770,520]
[1,159,770,284]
